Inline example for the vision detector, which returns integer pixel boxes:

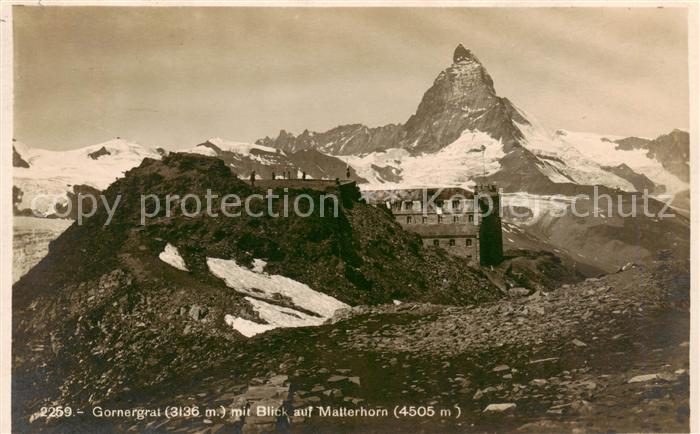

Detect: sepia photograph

[2,2,698,433]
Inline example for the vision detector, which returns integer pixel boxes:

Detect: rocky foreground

[30,258,688,433]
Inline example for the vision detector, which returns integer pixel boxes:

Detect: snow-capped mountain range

[12,136,366,217]
[13,44,689,214]
[11,44,691,273]
[256,44,689,198]
[13,138,165,216]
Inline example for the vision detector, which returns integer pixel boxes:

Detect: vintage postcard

[2,2,697,432]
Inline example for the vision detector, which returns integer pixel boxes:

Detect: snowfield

[207,257,349,337]
[516,118,687,194]
[340,130,505,189]
[337,107,687,197]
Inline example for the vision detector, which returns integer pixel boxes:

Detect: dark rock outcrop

[257,123,403,155]
[87,146,111,160]
[13,145,30,168]
[453,43,473,63]
[12,186,32,216]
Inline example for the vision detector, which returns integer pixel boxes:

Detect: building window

[433,239,439,246]
[453,216,459,223]
[438,215,443,223]
[467,254,472,260]
[422,216,427,224]
[466,238,472,246]
[406,216,412,223]
[449,239,456,246]
[452,200,460,209]
[404,201,413,210]
[468,214,474,222]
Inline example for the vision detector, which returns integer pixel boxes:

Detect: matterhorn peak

[453,44,476,64]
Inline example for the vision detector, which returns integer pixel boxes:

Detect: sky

[13,6,690,151]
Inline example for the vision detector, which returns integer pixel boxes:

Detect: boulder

[509,287,530,297]
[571,339,587,348]
[619,262,636,272]
[628,373,659,383]
[188,305,209,321]
[483,403,516,412]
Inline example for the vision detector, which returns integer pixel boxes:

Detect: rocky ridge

[256,44,528,156]
[613,129,689,183]
[189,138,366,182]
[39,259,689,433]
[12,153,503,431]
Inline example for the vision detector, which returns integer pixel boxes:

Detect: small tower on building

[475,184,503,266]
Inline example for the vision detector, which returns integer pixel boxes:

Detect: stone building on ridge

[363,185,503,266]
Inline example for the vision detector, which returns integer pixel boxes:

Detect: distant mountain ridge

[612,129,689,183]
[254,44,688,199]
[10,43,690,280]
[12,138,165,216]
[187,137,364,182]
[13,44,689,207]
[12,136,364,217]
[256,44,528,156]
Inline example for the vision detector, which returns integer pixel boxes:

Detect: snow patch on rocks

[246,297,326,328]
[224,315,275,338]
[159,243,188,271]
[208,257,348,337]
